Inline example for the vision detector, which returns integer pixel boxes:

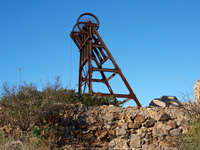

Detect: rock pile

[149,96,182,107]
[51,104,191,150]
[194,78,200,103]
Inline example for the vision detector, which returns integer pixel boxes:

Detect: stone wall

[48,104,192,150]
[194,78,200,103]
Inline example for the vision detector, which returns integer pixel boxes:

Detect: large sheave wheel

[77,13,99,32]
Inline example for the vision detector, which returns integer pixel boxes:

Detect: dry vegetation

[1,77,200,149]
[0,77,118,149]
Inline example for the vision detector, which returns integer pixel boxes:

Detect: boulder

[149,96,182,107]
[194,78,200,103]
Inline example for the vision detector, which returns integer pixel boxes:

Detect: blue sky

[0,0,199,107]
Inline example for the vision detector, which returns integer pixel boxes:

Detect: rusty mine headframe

[70,13,141,107]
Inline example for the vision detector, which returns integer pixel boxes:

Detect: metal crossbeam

[70,13,141,107]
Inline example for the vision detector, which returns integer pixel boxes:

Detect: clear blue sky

[0,0,200,107]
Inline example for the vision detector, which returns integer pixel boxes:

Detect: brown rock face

[145,119,156,127]
[168,120,177,128]
[170,128,182,137]
[134,115,146,123]
[128,122,141,129]
[130,134,141,148]
[160,113,171,121]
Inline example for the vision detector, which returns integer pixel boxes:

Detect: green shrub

[180,114,200,150]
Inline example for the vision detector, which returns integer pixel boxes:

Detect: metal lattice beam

[70,13,141,107]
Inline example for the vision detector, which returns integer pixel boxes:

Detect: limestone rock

[116,126,126,136]
[128,122,141,129]
[134,115,146,123]
[169,128,182,137]
[168,120,177,128]
[109,137,128,149]
[109,140,116,148]
[160,113,171,121]
[130,134,141,148]
[145,119,156,127]
[194,78,200,103]
[149,96,182,107]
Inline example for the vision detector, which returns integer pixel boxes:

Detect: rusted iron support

[93,67,118,73]
[92,27,141,107]
[107,72,117,81]
[82,78,105,83]
[79,36,90,50]
[119,98,131,104]
[93,92,133,98]
[70,13,142,107]
[88,26,92,94]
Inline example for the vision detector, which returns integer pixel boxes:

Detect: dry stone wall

[50,104,192,150]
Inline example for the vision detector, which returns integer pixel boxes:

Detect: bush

[0,77,119,149]
[179,114,200,150]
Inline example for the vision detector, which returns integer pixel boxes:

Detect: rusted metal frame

[73,34,83,48]
[78,56,83,93]
[91,52,114,95]
[80,57,87,68]
[91,33,114,95]
[80,48,83,66]
[92,44,104,48]
[81,34,85,65]
[92,35,107,60]
[93,48,103,64]
[77,33,83,65]
[70,34,81,49]
[107,72,117,81]
[91,35,106,66]
[81,80,87,87]
[93,92,132,98]
[93,67,118,73]
[92,51,100,67]
[98,70,114,95]
[82,63,90,93]
[81,34,87,67]
[82,78,104,83]
[118,98,131,105]
[92,47,108,67]
[88,26,93,94]
[99,57,108,67]
[82,65,87,79]
[77,32,84,93]
[98,48,107,62]
[79,35,90,50]
[79,22,98,28]
[92,28,142,107]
